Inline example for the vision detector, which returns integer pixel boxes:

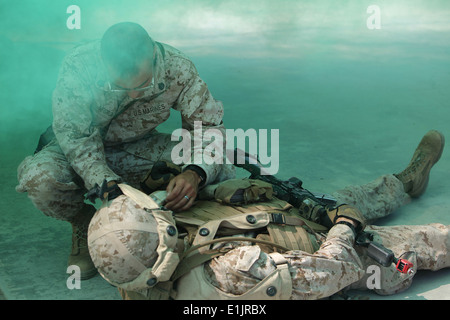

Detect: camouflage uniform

[16,40,234,222]
[175,174,450,299]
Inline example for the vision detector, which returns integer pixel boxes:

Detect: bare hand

[164,170,201,212]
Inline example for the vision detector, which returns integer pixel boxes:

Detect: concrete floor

[1,123,450,300]
[1,1,450,300]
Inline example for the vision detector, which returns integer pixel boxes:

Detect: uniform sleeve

[203,224,365,300]
[172,62,227,186]
[52,55,121,190]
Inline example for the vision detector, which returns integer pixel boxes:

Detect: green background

[0,0,449,300]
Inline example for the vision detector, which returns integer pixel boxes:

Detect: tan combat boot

[68,205,98,280]
[394,130,445,198]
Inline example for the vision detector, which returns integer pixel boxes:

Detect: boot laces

[398,151,428,179]
[73,224,89,249]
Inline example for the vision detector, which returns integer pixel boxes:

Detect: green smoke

[1,0,450,175]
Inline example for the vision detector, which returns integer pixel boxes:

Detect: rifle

[232,148,414,274]
[232,148,337,209]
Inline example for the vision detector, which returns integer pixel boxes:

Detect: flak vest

[116,181,329,300]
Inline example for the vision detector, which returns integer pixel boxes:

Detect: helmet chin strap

[118,183,161,210]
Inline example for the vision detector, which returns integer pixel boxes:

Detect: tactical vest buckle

[270,213,286,225]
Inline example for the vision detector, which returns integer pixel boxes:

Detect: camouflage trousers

[331,176,449,294]
[331,175,449,296]
[15,132,235,223]
[200,175,450,299]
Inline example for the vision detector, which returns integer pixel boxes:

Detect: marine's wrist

[183,165,206,187]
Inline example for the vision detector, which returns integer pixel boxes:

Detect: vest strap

[269,212,306,226]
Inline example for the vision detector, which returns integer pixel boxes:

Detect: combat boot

[68,205,97,280]
[394,130,445,198]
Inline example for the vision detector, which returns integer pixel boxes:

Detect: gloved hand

[140,161,182,194]
[213,178,273,205]
[320,204,366,233]
[85,180,122,204]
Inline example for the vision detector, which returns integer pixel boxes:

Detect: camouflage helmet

[88,185,180,290]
